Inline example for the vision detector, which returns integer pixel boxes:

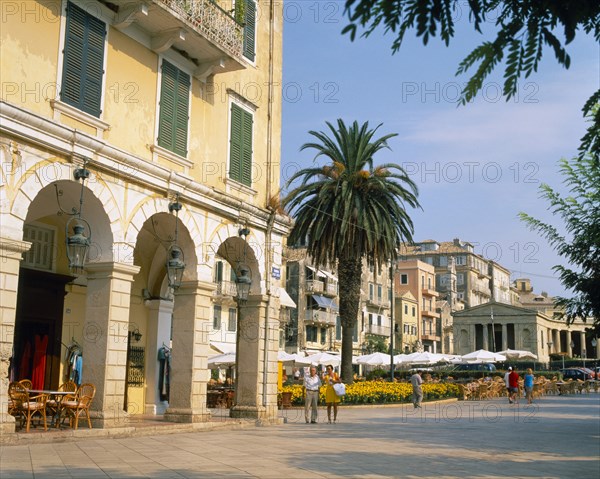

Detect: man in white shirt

[304,366,321,423]
[411,370,423,408]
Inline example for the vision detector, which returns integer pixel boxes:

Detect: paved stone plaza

[1,394,599,478]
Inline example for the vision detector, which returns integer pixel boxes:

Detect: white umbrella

[405,351,449,365]
[394,352,420,365]
[355,352,392,366]
[208,352,236,369]
[304,352,341,366]
[277,351,296,362]
[497,349,538,360]
[461,349,506,363]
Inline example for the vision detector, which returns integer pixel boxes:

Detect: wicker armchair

[19,379,33,389]
[63,383,96,429]
[8,381,48,432]
[46,381,78,427]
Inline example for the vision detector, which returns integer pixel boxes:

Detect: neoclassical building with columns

[1,0,289,435]
[453,302,598,363]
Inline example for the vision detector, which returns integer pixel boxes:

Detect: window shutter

[61,2,105,117]
[240,108,253,186]
[243,0,256,61]
[158,61,189,157]
[174,70,190,157]
[229,103,253,186]
[215,261,223,282]
[82,14,105,116]
[229,103,243,182]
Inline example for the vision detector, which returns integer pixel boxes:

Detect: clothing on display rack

[31,334,48,389]
[66,340,83,385]
[158,344,171,402]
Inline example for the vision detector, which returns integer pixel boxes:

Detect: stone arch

[12,158,120,264]
[208,222,264,284]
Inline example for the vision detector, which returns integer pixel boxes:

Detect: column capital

[174,280,216,295]
[0,237,31,257]
[144,298,175,313]
[85,262,140,279]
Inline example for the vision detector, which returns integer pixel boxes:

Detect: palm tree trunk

[338,256,363,383]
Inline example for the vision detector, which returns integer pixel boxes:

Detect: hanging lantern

[235,265,252,302]
[66,218,91,274]
[166,244,185,290]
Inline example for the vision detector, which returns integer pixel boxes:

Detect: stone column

[164,280,213,423]
[554,329,561,353]
[83,262,140,428]
[482,324,489,350]
[469,324,476,351]
[230,294,280,423]
[0,238,30,435]
[501,324,508,352]
[566,332,573,357]
[580,331,586,359]
[144,299,174,415]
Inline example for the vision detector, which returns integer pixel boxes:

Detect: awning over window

[306,265,326,277]
[210,341,236,354]
[278,288,297,308]
[312,294,339,312]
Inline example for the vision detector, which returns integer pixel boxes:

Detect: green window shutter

[229,103,243,182]
[158,60,189,157]
[229,104,253,187]
[243,0,256,61]
[61,1,105,117]
[240,108,253,186]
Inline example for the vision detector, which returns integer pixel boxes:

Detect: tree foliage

[283,120,420,382]
[519,155,600,333]
[342,0,600,158]
[343,0,600,102]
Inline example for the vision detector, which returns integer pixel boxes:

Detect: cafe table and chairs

[7,382,48,432]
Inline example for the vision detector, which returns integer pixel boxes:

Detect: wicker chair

[19,379,33,389]
[46,381,77,427]
[63,383,96,429]
[8,381,48,432]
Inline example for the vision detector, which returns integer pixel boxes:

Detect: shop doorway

[12,268,73,389]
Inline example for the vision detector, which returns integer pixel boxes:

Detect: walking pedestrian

[508,367,520,404]
[323,365,341,424]
[524,368,535,404]
[411,370,423,408]
[504,367,513,403]
[304,366,321,424]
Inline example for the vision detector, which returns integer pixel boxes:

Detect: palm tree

[283,119,420,383]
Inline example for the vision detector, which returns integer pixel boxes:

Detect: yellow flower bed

[280,382,460,405]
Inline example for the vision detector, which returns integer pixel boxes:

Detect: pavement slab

[1,394,599,478]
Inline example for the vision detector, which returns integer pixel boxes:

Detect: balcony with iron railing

[365,324,391,336]
[366,297,390,309]
[108,0,246,77]
[306,280,324,294]
[305,309,336,327]
[213,280,237,297]
[322,282,338,297]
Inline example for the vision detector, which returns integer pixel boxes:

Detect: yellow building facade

[1,0,289,434]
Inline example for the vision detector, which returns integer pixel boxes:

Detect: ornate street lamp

[65,160,92,274]
[234,227,252,302]
[166,194,185,290]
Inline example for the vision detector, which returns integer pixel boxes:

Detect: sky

[279,0,600,298]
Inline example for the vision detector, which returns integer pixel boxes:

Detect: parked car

[578,367,597,379]
[452,363,497,372]
[560,368,595,381]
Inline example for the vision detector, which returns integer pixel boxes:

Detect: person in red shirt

[508,368,520,404]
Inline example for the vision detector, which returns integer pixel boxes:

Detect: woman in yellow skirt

[323,365,341,423]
